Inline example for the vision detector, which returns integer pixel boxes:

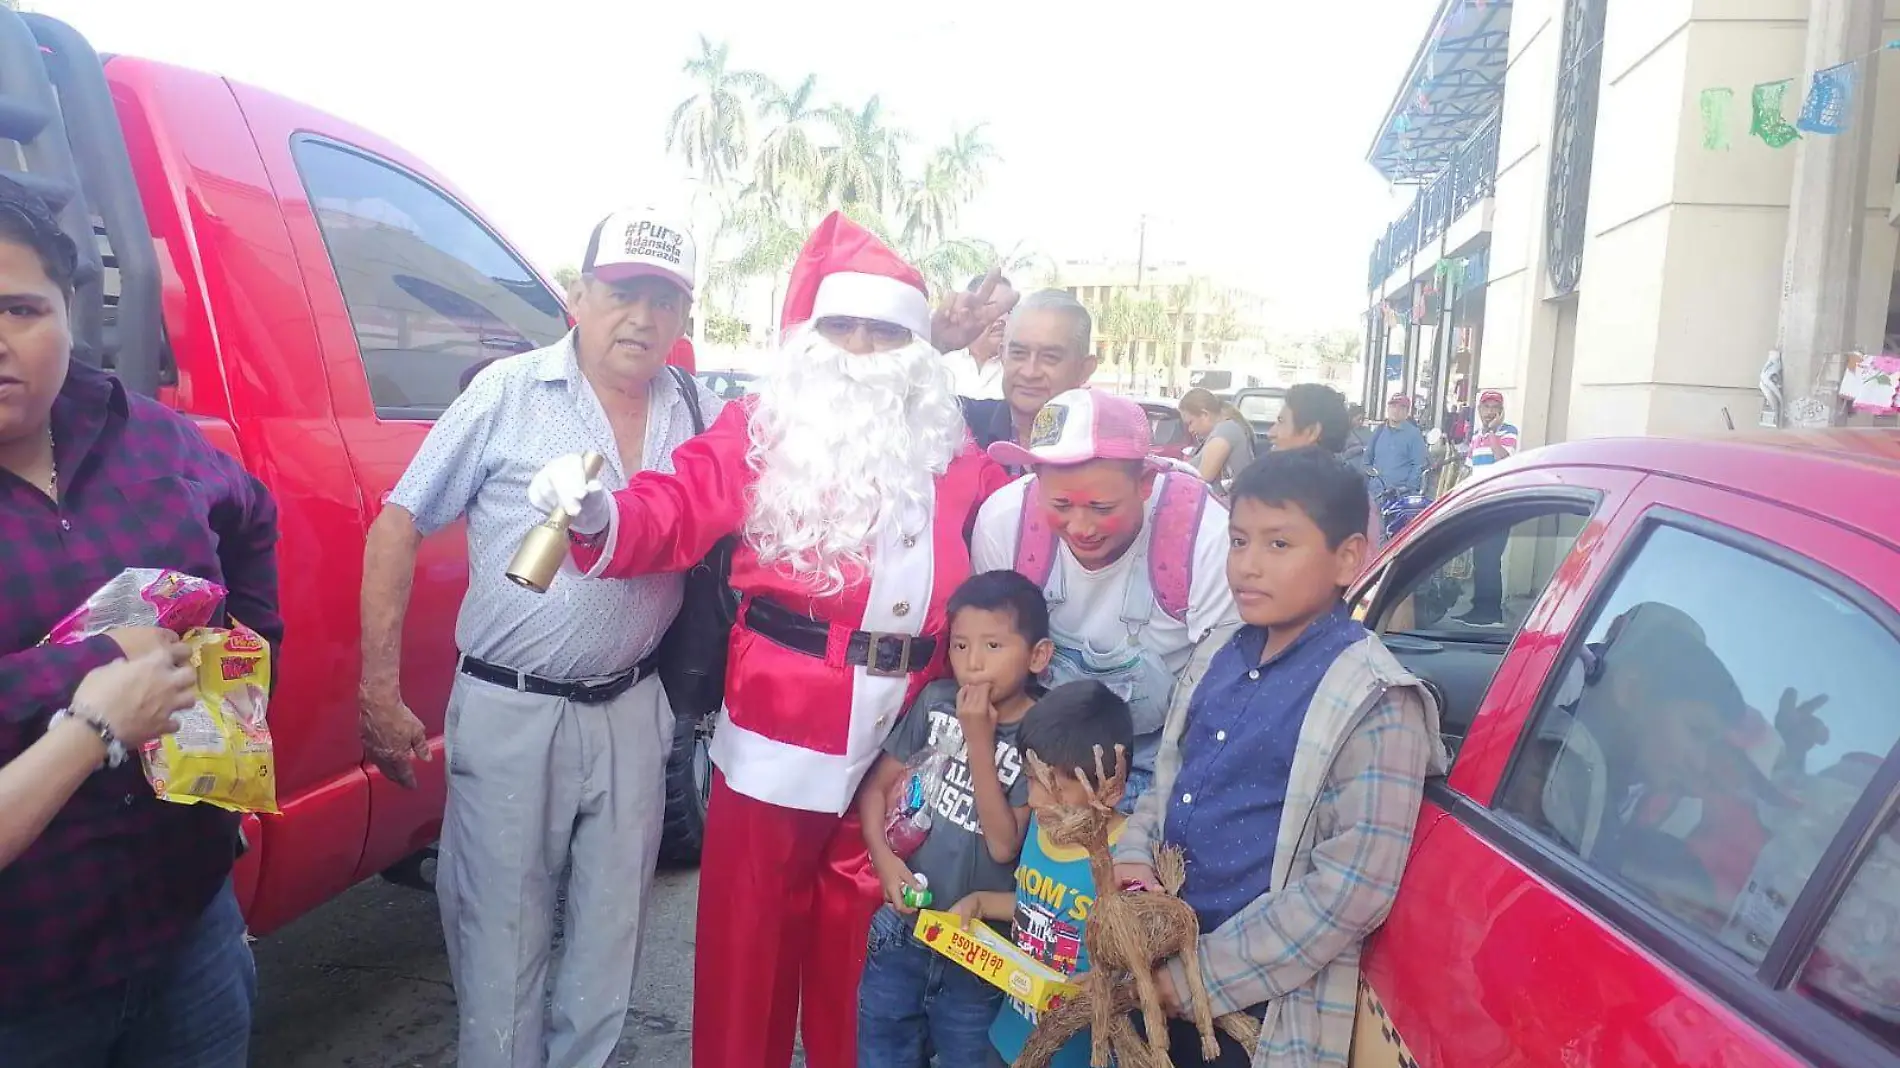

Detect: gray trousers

[437,670,671,1068]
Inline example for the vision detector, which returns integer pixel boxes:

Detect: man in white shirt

[972,388,1239,811]
[943,273,1013,399]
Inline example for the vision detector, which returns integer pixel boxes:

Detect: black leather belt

[458,655,656,705]
[743,597,937,678]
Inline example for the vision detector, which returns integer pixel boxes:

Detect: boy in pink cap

[975,388,1240,812]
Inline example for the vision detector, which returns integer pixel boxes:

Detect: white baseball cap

[581,207,695,296]
[988,388,1161,471]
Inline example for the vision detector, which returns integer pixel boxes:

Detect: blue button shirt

[1165,603,1367,930]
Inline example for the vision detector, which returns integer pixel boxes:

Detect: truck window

[293,139,568,417]
[1493,522,1900,967]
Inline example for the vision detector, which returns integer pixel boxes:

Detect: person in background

[1456,389,1520,627]
[1,649,196,869]
[1341,402,1370,466]
[962,289,1098,456]
[1177,387,1256,493]
[359,205,718,1068]
[943,273,1013,400]
[0,175,281,1068]
[1365,392,1428,497]
[1269,383,1383,550]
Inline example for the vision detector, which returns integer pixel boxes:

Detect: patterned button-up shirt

[0,361,280,1014]
[387,332,723,678]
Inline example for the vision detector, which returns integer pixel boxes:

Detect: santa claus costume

[561,214,1009,1068]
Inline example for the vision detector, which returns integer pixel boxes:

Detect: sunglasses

[815,316,913,348]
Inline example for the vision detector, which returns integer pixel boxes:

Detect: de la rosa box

[911,910,1079,1012]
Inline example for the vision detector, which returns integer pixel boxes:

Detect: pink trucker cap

[988,388,1160,470]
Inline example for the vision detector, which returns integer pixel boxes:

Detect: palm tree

[898,158,963,256]
[939,124,1001,200]
[748,73,824,213]
[911,237,995,299]
[1133,298,1173,393]
[817,96,907,212]
[666,36,764,189]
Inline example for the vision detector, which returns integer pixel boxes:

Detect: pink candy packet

[44,568,228,644]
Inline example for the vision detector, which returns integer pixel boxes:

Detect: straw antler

[1072,744,1128,815]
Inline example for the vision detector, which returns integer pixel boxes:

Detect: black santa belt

[743,597,938,678]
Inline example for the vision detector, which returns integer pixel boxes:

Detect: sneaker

[1456,610,1506,628]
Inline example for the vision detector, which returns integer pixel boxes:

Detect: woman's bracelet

[48,704,129,769]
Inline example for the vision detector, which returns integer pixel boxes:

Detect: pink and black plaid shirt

[0,362,279,1015]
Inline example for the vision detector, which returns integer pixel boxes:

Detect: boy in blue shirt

[1113,449,1445,1068]
[946,680,1137,1068]
[856,571,1056,1068]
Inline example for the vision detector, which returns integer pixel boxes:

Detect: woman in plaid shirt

[1113,450,1447,1068]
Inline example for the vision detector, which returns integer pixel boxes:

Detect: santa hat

[780,212,934,342]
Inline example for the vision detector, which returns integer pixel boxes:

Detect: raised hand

[931,266,1019,354]
[527,454,611,536]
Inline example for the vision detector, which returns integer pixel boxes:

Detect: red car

[1348,431,1900,1068]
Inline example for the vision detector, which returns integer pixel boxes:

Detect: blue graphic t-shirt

[989,815,1124,1068]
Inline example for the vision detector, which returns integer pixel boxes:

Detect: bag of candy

[883,747,951,859]
[43,568,279,814]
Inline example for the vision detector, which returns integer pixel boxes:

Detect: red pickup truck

[7,10,706,936]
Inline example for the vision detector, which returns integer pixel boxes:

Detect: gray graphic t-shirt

[884,679,1032,909]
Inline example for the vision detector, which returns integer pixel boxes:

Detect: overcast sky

[40,0,1434,333]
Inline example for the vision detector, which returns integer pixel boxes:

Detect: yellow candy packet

[141,623,279,814]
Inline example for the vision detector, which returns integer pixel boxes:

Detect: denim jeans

[1116,767,1155,816]
[858,905,1004,1068]
[0,880,255,1068]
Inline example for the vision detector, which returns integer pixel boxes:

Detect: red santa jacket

[570,399,1009,814]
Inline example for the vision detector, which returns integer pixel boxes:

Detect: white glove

[528,454,612,536]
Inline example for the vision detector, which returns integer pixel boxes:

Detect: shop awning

[1366,0,1513,184]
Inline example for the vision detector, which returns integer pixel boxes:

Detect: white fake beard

[744,325,967,596]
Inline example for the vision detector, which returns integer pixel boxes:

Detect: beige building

[1366,0,1900,446]
[1057,260,1272,391]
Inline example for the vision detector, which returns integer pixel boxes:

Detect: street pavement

[248,865,749,1067]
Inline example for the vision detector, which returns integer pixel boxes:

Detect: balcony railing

[1368,115,1501,291]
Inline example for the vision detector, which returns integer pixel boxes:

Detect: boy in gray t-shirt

[856,571,1055,1066]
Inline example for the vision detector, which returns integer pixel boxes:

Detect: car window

[1495,523,1900,966]
[1376,509,1587,640]
[1800,803,1900,1051]
[1146,408,1187,447]
[294,140,568,416]
[1236,393,1284,427]
[1364,503,1589,750]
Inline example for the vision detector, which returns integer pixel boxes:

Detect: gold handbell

[506,451,607,594]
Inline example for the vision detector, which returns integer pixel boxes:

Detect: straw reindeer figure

[1015,745,1227,1068]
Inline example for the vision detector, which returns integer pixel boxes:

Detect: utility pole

[1135,214,1148,289]
[1770,0,1883,428]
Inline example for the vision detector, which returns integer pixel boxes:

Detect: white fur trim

[810,271,934,341]
[711,496,939,815]
[578,503,620,579]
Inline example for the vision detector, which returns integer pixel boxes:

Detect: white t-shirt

[944,349,1005,399]
[971,474,1239,681]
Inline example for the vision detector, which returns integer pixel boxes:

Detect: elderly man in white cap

[357,207,723,1068]
[527,211,1014,1068]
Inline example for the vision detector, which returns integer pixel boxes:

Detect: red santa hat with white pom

[779,211,934,343]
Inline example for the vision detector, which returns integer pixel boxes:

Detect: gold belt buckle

[863,632,913,678]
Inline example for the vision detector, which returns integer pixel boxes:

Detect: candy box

[912,909,1079,1013]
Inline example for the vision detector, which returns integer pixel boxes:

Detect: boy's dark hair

[0,176,79,297]
[947,570,1050,646]
[1281,383,1351,454]
[1230,448,1370,550]
[967,272,1013,293]
[1017,680,1135,788]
